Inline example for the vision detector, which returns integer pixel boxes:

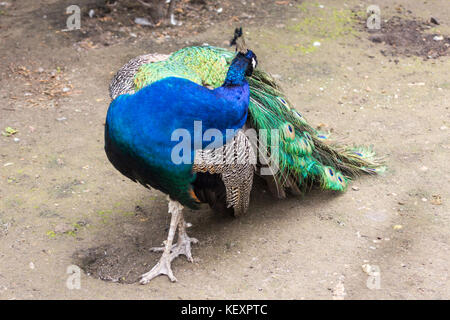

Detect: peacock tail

[130,46,384,194]
[246,69,385,192]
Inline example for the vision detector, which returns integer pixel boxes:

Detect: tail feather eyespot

[303,131,312,141]
[292,109,305,122]
[281,122,296,141]
[336,172,347,187]
[277,96,291,111]
[301,137,312,154]
[321,166,348,191]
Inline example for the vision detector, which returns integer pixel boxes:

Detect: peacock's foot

[140,235,198,284]
[170,234,199,262]
[139,199,182,284]
[140,254,177,284]
[150,235,199,262]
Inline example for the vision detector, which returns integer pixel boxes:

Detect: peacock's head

[242,50,257,76]
[230,27,258,77]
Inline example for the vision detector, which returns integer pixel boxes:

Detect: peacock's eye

[303,132,312,141]
[336,173,346,186]
[292,110,303,120]
[329,168,334,176]
[277,97,290,111]
[282,122,296,141]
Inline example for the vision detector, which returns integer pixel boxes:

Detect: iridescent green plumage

[135,46,234,90]
[132,46,384,194]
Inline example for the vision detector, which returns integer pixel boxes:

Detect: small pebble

[431,195,442,205]
[430,17,440,25]
[361,264,372,274]
[134,17,152,26]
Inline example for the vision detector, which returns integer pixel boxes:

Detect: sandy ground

[0,0,449,299]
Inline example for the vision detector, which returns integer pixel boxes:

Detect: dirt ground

[0,0,449,299]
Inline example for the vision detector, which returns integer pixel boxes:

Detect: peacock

[106,28,384,284]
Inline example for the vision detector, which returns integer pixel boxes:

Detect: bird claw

[140,206,197,284]
[139,257,177,284]
[150,236,199,262]
[170,236,198,262]
[140,236,198,283]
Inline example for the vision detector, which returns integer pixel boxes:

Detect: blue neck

[223,55,249,86]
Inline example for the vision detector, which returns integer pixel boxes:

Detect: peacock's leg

[150,211,198,262]
[139,200,183,284]
[170,212,199,262]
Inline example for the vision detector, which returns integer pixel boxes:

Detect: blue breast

[105,76,249,207]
